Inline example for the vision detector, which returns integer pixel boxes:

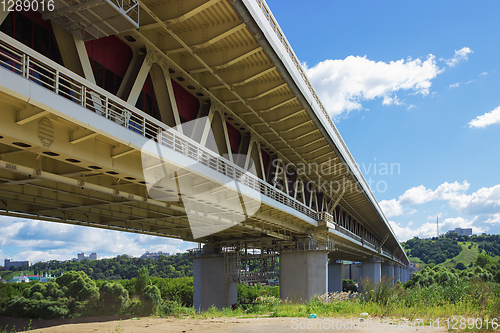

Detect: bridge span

[0,0,409,310]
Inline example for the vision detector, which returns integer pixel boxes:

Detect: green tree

[99,282,129,315]
[475,251,493,268]
[136,267,151,294]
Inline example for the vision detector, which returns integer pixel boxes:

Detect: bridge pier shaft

[381,262,395,286]
[279,250,328,302]
[394,265,401,283]
[360,257,381,287]
[328,259,343,293]
[193,256,237,311]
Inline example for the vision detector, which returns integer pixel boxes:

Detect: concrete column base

[360,260,381,287]
[328,261,343,293]
[280,250,327,302]
[381,262,395,286]
[193,256,237,311]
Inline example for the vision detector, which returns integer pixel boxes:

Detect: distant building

[77,253,97,262]
[140,251,170,260]
[4,259,31,270]
[408,262,420,278]
[447,228,472,236]
[9,275,29,283]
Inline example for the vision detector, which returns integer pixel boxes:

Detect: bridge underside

[0,0,410,308]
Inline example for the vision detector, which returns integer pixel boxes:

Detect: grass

[152,278,500,325]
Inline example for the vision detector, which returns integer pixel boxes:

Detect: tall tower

[437,216,439,237]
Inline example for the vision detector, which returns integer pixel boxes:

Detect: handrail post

[21,54,26,77]
[55,71,59,94]
[105,96,109,119]
[25,56,29,79]
[82,87,86,108]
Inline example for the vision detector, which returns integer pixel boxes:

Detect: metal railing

[0,32,316,220]
[0,33,403,264]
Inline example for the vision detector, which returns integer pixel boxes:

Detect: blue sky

[270,0,500,240]
[2,1,500,264]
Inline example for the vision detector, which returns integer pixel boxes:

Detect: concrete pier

[328,260,343,293]
[193,256,237,311]
[280,251,328,302]
[381,262,395,285]
[360,258,381,287]
[394,265,401,283]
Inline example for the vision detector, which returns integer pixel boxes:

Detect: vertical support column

[328,259,343,293]
[394,265,401,283]
[381,262,395,286]
[193,256,237,311]
[280,250,327,302]
[360,257,381,286]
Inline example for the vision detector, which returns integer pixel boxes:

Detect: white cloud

[390,216,487,241]
[448,184,500,215]
[480,72,488,76]
[449,82,459,89]
[440,216,487,234]
[379,199,404,218]
[304,54,443,117]
[0,217,194,263]
[445,47,473,67]
[380,181,500,218]
[389,220,439,241]
[484,214,500,224]
[469,105,500,128]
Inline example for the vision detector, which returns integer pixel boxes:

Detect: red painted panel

[226,122,241,152]
[261,149,269,171]
[172,80,200,122]
[19,11,51,31]
[85,36,132,77]
[143,75,155,97]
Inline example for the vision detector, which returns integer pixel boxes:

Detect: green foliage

[404,237,461,264]
[99,282,129,315]
[0,281,35,300]
[135,267,151,294]
[130,285,162,316]
[475,250,494,268]
[56,271,99,302]
[152,276,193,307]
[237,283,260,305]
[342,279,358,292]
[31,253,193,280]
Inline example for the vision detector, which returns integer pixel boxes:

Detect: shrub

[342,279,358,293]
[99,282,129,315]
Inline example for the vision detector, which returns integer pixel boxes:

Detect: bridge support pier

[381,262,395,286]
[360,258,381,287]
[394,265,401,283]
[280,250,327,302]
[403,267,409,282]
[193,256,237,311]
[328,260,343,293]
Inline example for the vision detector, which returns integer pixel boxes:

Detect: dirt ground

[0,315,449,333]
